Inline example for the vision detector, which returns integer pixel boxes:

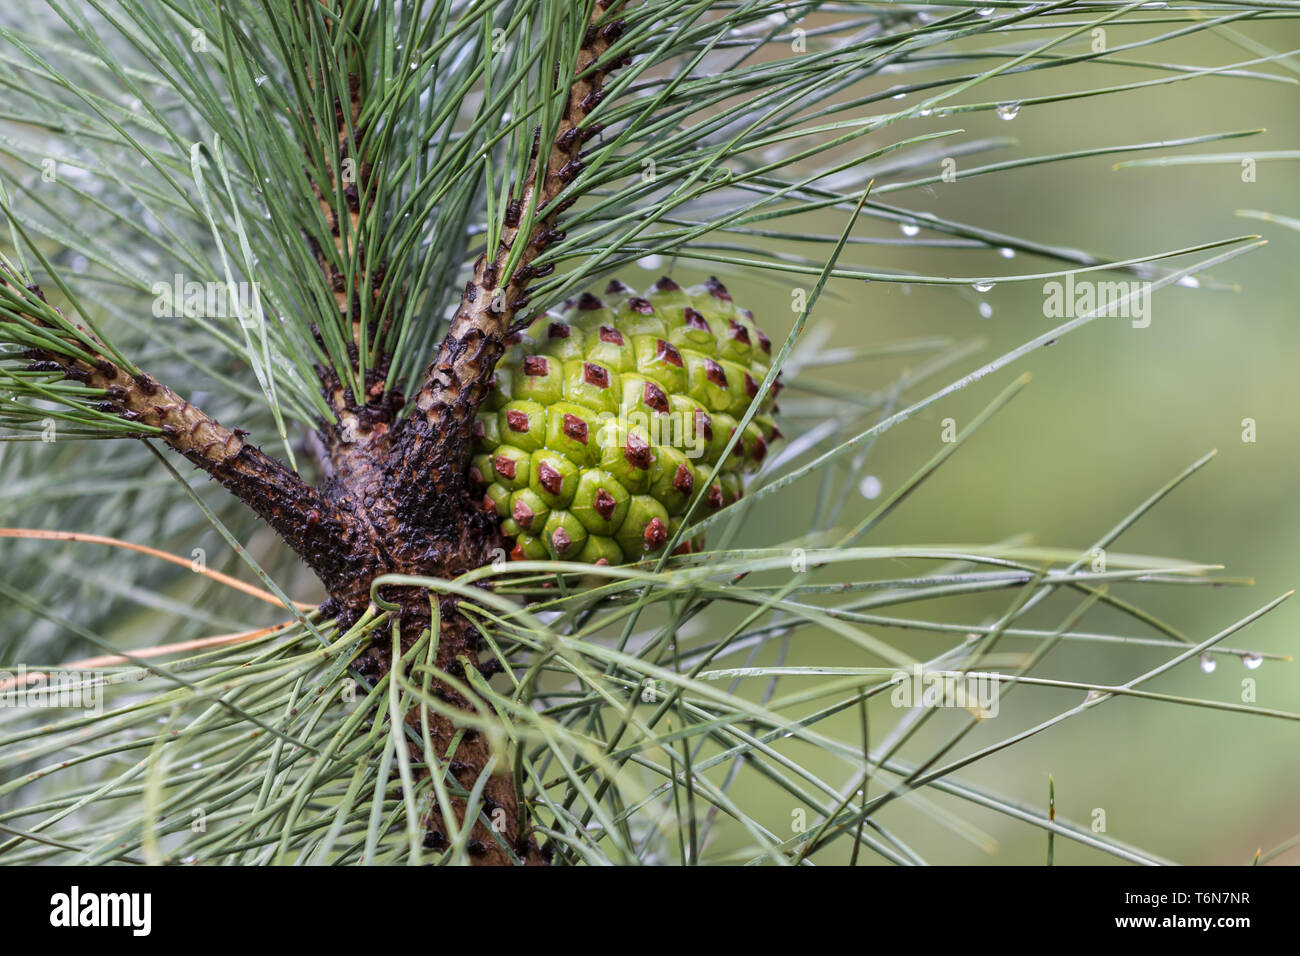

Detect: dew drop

[977,6,996,15]
[978,302,993,319]
[1199,652,1217,673]
[254,75,268,87]
[900,220,921,237]
[1243,653,1263,670]
[892,91,906,100]
[1177,275,1200,288]
[973,280,996,293]
[995,101,1021,121]
[918,107,933,117]
[999,246,1016,259]
[859,475,882,499]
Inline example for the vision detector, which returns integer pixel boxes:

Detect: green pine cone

[472,276,784,565]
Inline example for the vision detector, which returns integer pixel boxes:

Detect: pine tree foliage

[0,0,1295,864]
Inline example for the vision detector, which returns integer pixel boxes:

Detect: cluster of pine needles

[0,1,1296,864]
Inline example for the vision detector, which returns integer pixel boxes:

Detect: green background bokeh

[661,23,1299,864]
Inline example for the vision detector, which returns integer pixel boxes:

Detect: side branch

[9,281,373,606]
[298,2,401,502]
[385,0,629,520]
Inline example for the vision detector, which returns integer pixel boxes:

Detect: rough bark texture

[7,0,631,865]
[384,4,628,524]
[10,281,368,590]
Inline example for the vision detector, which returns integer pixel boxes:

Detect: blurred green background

[662,23,1300,863]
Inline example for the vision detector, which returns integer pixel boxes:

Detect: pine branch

[295,3,409,524]
[2,274,372,603]
[297,2,391,416]
[346,0,636,867]
[1,0,1295,869]
[385,0,630,524]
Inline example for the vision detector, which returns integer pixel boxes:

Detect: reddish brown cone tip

[594,488,616,520]
[494,454,517,480]
[537,461,562,494]
[562,413,589,444]
[705,276,731,301]
[673,463,694,495]
[643,516,668,549]
[684,307,710,332]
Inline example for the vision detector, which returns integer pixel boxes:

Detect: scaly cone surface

[472,276,783,565]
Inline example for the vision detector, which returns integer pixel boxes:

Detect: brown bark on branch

[385,0,628,522]
[7,279,375,602]
[3,0,632,866]
[357,1,630,865]
[300,4,398,486]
